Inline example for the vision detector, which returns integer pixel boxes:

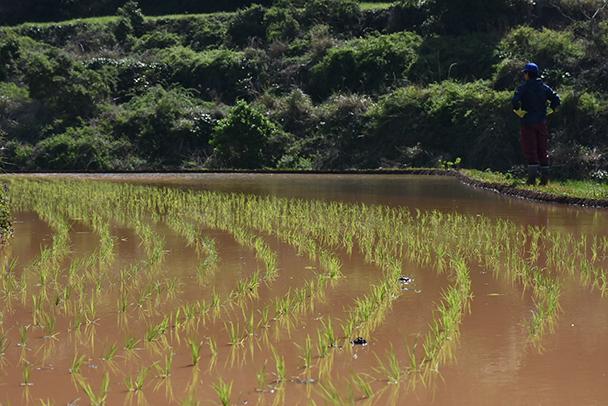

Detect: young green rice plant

[154,350,174,379]
[212,378,232,406]
[272,347,286,384]
[320,319,337,348]
[351,373,374,399]
[318,380,352,406]
[17,325,28,348]
[225,321,245,346]
[102,343,118,362]
[41,312,59,340]
[76,372,110,406]
[258,305,270,329]
[297,335,313,371]
[188,339,202,367]
[124,337,140,354]
[0,331,8,360]
[211,291,221,318]
[145,317,169,343]
[69,353,87,375]
[374,347,402,385]
[316,330,329,359]
[126,366,149,392]
[256,362,268,392]
[21,361,33,387]
[207,337,218,359]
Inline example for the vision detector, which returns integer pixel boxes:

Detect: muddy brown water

[1,174,607,405]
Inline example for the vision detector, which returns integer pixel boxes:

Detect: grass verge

[461,169,608,201]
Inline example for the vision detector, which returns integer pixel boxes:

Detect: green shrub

[113,86,218,165]
[410,33,500,83]
[115,0,145,43]
[426,0,527,34]
[209,100,288,169]
[493,26,586,88]
[156,46,255,101]
[310,31,422,97]
[303,0,362,34]
[227,4,268,46]
[368,81,519,169]
[308,94,372,169]
[32,126,117,170]
[265,6,302,42]
[133,31,182,52]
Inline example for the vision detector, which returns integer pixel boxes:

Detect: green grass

[360,2,394,10]
[462,169,608,200]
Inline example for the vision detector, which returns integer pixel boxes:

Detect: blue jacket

[512,78,561,125]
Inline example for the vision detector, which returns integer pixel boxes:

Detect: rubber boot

[526,165,539,185]
[539,166,549,186]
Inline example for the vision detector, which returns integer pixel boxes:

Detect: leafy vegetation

[0,0,606,178]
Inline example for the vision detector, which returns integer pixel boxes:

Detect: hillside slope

[0,0,607,178]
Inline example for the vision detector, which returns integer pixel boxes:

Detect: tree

[209,101,286,169]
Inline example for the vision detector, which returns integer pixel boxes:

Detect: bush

[308,94,372,169]
[21,48,114,121]
[0,82,41,142]
[493,26,586,89]
[426,0,528,34]
[32,126,117,170]
[410,33,500,83]
[112,86,218,165]
[303,0,362,34]
[227,4,268,46]
[133,31,182,52]
[368,81,520,169]
[209,100,288,169]
[156,46,255,101]
[265,5,302,42]
[310,31,422,97]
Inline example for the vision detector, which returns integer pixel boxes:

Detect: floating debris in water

[399,276,413,285]
[351,337,368,346]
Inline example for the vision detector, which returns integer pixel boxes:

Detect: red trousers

[520,122,549,166]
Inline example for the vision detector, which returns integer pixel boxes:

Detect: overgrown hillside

[1,0,607,177]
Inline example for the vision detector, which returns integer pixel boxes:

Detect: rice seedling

[188,339,202,366]
[374,347,402,385]
[76,372,110,406]
[212,378,232,406]
[297,334,313,371]
[225,321,245,346]
[317,381,353,406]
[351,374,374,399]
[124,337,140,353]
[256,362,268,392]
[21,362,33,387]
[207,337,218,359]
[0,331,8,359]
[126,366,149,392]
[102,343,118,362]
[154,350,174,379]
[69,354,87,375]
[272,347,286,383]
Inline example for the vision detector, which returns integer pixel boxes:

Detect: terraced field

[0,174,607,405]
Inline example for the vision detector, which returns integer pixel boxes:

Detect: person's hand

[513,108,527,118]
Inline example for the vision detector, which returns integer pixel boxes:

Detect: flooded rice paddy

[0,174,607,405]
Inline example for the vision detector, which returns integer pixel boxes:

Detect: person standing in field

[512,62,561,185]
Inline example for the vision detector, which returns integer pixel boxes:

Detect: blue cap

[523,62,539,75]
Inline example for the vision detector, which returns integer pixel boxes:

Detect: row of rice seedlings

[415,257,472,381]
[529,271,561,348]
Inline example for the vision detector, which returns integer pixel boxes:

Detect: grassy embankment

[461,169,608,201]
